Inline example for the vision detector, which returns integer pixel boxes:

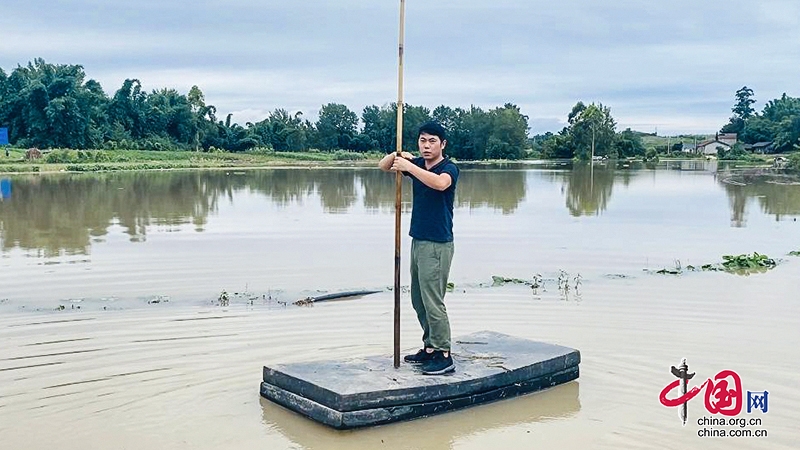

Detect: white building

[696,133,736,154]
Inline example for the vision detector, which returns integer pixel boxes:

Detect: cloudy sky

[2,0,798,135]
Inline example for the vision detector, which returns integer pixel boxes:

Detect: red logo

[660,369,743,416]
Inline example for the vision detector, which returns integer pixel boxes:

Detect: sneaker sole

[422,363,455,375]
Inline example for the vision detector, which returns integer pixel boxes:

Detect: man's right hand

[379,151,415,172]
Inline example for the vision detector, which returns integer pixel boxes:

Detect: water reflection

[544,163,632,217]
[359,169,412,214]
[562,164,618,216]
[0,169,528,256]
[0,172,222,256]
[2,163,798,256]
[360,168,528,214]
[0,178,10,200]
[259,381,580,450]
[718,170,800,227]
[456,170,527,214]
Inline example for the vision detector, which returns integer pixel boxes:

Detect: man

[378,121,459,375]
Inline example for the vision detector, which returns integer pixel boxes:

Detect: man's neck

[425,155,445,170]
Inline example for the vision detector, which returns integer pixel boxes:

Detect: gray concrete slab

[260,330,580,429]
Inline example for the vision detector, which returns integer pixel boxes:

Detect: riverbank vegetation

[1,60,797,168]
[0,148,377,173]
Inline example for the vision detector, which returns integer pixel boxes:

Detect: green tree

[615,128,645,157]
[569,102,617,160]
[146,88,197,148]
[453,106,491,160]
[722,86,756,135]
[251,109,308,151]
[361,104,393,152]
[187,85,208,150]
[359,103,430,154]
[316,103,358,151]
[1,59,108,149]
[485,103,529,159]
[761,94,800,152]
[733,86,756,119]
[107,79,148,142]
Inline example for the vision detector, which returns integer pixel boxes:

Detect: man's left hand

[391,156,415,172]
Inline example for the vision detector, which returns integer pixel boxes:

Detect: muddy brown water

[1,161,798,449]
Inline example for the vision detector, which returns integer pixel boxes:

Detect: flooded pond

[1,161,798,449]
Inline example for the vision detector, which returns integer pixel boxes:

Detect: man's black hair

[417,121,447,142]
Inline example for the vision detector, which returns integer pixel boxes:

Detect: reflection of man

[378,122,459,375]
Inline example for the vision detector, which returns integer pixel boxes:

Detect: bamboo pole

[393,0,406,369]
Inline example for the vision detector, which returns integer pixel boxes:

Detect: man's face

[418,133,446,160]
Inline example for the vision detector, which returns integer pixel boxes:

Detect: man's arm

[378,152,415,172]
[391,158,452,191]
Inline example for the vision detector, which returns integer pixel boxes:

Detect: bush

[787,152,800,171]
[333,150,366,161]
[644,147,659,162]
[718,143,747,160]
[245,146,273,155]
[45,149,78,163]
[93,151,112,162]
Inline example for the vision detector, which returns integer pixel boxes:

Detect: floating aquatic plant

[721,252,776,271]
[650,252,777,276]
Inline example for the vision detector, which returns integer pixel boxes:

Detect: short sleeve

[442,162,459,186]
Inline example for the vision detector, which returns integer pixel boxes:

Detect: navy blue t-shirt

[404,156,459,242]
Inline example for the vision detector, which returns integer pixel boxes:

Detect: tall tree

[485,103,529,159]
[569,102,616,160]
[316,103,358,151]
[107,79,148,142]
[732,86,756,120]
[722,86,756,135]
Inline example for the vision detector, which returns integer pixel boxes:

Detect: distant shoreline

[0,148,782,175]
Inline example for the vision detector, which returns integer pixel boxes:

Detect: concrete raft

[260,331,580,429]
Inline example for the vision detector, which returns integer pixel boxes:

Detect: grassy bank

[0,148,383,173]
[0,147,790,174]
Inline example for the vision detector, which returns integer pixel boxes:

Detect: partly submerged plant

[721,252,776,271]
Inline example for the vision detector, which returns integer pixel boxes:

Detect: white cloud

[1,0,798,135]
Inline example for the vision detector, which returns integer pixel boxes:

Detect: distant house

[717,133,738,146]
[744,142,774,154]
[696,133,737,154]
[697,140,730,154]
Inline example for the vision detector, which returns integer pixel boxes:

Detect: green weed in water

[721,252,776,271]
[651,252,777,276]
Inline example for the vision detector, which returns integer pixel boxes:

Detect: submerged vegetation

[650,252,779,276]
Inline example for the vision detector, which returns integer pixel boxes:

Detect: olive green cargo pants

[410,239,454,351]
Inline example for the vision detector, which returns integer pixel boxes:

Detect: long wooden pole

[393,0,406,369]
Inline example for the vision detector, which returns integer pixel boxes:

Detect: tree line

[4,60,795,161]
[0,59,530,160]
[720,86,800,153]
[531,102,648,160]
